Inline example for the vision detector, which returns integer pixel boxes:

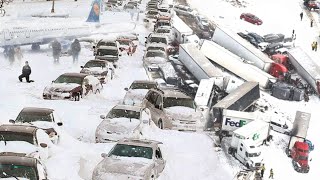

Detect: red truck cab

[269,63,288,79]
[290,141,310,173]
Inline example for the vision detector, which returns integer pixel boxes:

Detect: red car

[240,13,263,25]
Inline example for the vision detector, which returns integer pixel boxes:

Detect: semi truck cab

[289,141,310,173]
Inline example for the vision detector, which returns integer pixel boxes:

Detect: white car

[123,80,159,106]
[92,138,166,180]
[0,125,53,161]
[146,43,167,54]
[43,73,103,101]
[95,105,152,143]
[143,50,168,67]
[155,27,174,42]
[9,107,63,144]
[195,15,210,30]
[80,60,114,84]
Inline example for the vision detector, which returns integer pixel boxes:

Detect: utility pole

[51,0,55,13]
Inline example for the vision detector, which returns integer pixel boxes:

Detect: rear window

[0,132,35,145]
[150,37,167,44]
[156,29,170,33]
[0,164,38,180]
[130,82,157,89]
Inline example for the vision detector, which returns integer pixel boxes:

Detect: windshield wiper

[0,135,7,145]
[2,172,20,180]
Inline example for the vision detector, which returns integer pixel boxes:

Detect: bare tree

[0,0,13,16]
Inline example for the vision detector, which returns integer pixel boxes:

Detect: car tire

[158,120,164,129]
[246,163,250,169]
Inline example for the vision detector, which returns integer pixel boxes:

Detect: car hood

[123,89,149,106]
[45,83,80,92]
[0,141,38,156]
[94,156,153,178]
[164,106,198,121]
[80,67,108,75]
[17,121,54,130]
[96,118,140,139]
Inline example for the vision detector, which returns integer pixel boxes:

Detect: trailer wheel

[285,148,291,157]
[246,163,250,169]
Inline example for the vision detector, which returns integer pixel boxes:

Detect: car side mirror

[124,87,129,91]
[80,66,84,68]
[9,119,15,124]
[119,54,122,57]
[101,153,108,158]
[57,122,63,126]
[100,115,106,119]
[40,143,48,148]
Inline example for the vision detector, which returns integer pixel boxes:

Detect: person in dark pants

[300,12,303,21]
[8,46,15,65]
[19,61,32,83]
[52,40,62,63]
[71,39,81,63]
[315,42,318,51]
[260,164,265,178]
[311,19,314,27]
[269,168,274,179]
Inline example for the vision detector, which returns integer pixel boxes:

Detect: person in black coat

[19,61,32,83]
[52,40,62,63]
[8,46,15,65]
[71,39,81,63]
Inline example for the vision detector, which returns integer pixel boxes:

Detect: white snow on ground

[0,0,233,179]
[188,0,319,179]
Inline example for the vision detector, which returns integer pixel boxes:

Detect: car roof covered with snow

[132,80,158,85]
[149,33,169,38]
[97,46,119,50]
[19,107,54,115]
[112,104,143,112]
[155,87,192,99]
[118,138,162,148]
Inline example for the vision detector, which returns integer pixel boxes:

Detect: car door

[145,91,161,123]
[155,147,165,175]
[36,129,51,160]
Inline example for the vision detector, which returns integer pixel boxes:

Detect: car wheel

[158,120,164,129]
[246,163,250,169]
[76,92,81,101]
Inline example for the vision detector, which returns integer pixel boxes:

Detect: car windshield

[146,51,166,58]
[0,164,38,180]
[156,29,170,33]
[159,9,169,13]
[109,144,153,159]
[299,156,308,160]
[16,113,53,123]
[157,22,170,26]
[130,82,157,89]
[147,47,165,52]
[147,11,158,15]
[97,48,118,56]
[98,41,116,47]
[0,132,35,145]
[54,75,83,85]
[246,152,261,157]
[150,37,167,44]
[107,109,140,119]
[118,40,131,46]
[163,97,194,108]
[84,61,106,68]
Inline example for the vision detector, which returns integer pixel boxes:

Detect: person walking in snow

[300,12,303,21]
[311,19,314,27]
[71,39,81,63]
[260,164,266,178]
[315,41,318,51]
[269,168,274,179]
[312,41,316,51]
[8,46,15,65]
[19,61,32,83]
[52,40,62,63]
[15,47,23,62]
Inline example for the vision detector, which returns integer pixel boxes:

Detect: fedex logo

[225,118,248,127]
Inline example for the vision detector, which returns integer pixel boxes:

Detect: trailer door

[3,29,10,41]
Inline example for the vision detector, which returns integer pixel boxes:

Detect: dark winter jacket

[52,41,62,55]
[22,65,31,75]
[71,40,81,54]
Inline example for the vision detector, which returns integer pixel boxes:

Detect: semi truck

[172,15,200,45]
[286,111,312,173]
[211,25,288,78]
[178,43,225,90]
[200,40,277,89]
[286,47,320,95]
[209,81,260,130]
[228,120,270,169]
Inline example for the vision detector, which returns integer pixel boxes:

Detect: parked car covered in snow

[95,45,121,63]
[0,154,48,180]
[123,80,159,106]
[95,105,152,143]
[145,33,170,46]
[142,87,204,131]
[146,43,167,54]
[155,26,174,42]
[0,125,52,160]
[80,60,113,84]
[173,4,197,17]
[93,39,119,56]
[92,138,166,180]
[43,73,102,101]
[9,107,63,144]
[240,13,263,25]
[143,50,168,67]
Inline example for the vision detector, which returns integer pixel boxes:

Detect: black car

[248,32,264,44]
[263,33,285,43]
[238,32,258,47]
[263,43,284,56]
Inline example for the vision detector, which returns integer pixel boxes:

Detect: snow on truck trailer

[178,43,224,89]
[172,15,200,45]
[287,47,320,95]
[200,40,276,89]
[209,82,260,130]
[228,120,270,169]
[211,25,288,78]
